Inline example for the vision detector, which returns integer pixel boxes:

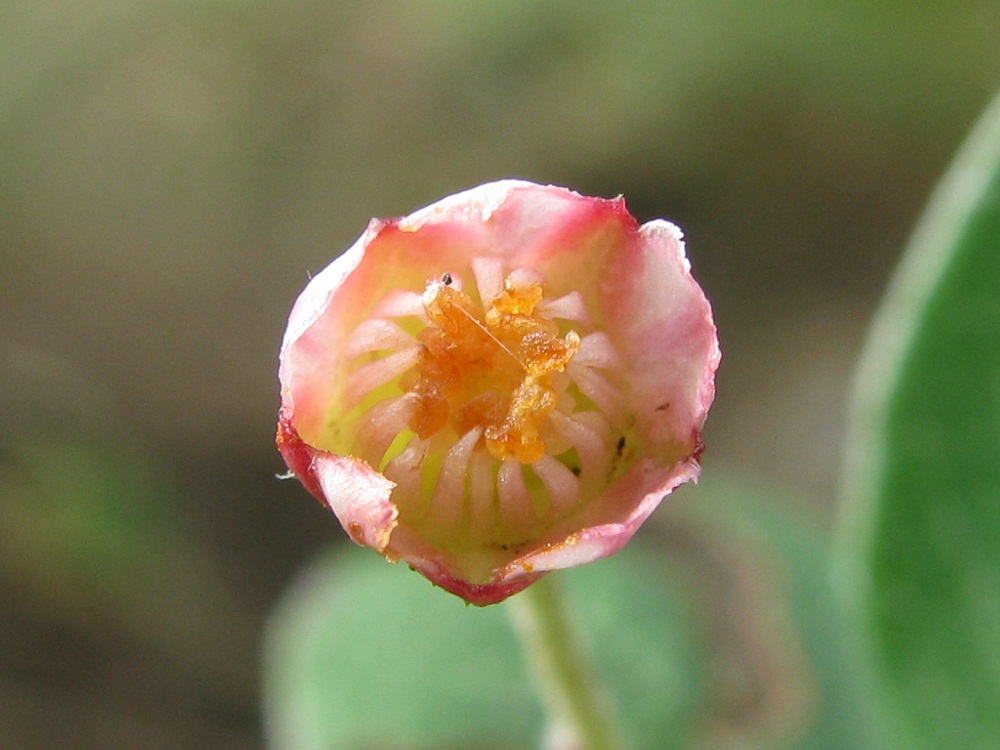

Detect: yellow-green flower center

[340,257,630,576]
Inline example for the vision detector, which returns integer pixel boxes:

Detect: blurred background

[2,1,1000,747]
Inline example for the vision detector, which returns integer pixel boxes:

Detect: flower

[277,180,719,605]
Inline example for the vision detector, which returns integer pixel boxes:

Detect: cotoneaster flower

[277,180,719,605]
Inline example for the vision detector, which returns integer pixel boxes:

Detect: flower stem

[507,574,627,750]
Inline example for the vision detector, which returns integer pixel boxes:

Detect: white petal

[566,362,626,426]
[506,267,544,291]
[384,436,429,513]
[549,409,611,484]
[356,393,417,466]
[538,291,591,325]
[466,450,497,536]
[531,455,581,516]
[575,331,622,370]
[372,290,425,318]
[497,458,535,531]
[427,427,482,531]
[471,256,504,305]
[344,318,416,360]
[343,347,421,411]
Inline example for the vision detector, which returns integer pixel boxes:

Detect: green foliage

[0,424,258,703]
[262,472,885,749]
[837,89,1000,749]
[680,478,886,750]
[262,543,704,750]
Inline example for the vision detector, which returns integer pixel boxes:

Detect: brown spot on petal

[347,522,365,545]
[692,431,706,462]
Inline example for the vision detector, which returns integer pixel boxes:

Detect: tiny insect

[442,272,453,286]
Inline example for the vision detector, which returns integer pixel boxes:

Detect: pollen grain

[410,275,580,463]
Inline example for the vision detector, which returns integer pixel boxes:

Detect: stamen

[423,281,523,369]
[532,455,581,516]
[466,450,497,536]
[538,291,591,324]
[372,290,425,319]
[506,267,544,291]
[427,427,482,530]
[484,377,557,463]
[556,386,578,414]
[343,347,421,411]
[575,331,622,370]
[566,361,627,425]
[356,393,418,466]
[497,458,535,531]
[521,329,580,377]
[549,410,612,483]
[383,436,428,511]
[344,318,416,360]
[346,264,620,541]
[471,257,503,305]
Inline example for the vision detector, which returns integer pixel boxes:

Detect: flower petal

[277,180,719,605]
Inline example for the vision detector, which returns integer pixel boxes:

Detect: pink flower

[277,180,719,605]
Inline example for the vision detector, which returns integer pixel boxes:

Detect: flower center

[406,274,580,463]
[340,257,629,571]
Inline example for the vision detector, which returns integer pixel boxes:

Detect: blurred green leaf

[0,434,259,702]
[836,88,1000,749]
[666,476,886,750]
[0,347,259,703]
[262,542,706,750]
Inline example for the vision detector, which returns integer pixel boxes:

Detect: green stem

[507,574,627,750]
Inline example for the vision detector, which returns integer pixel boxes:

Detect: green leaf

[836,88,1000,749]
[261,544,706,750]
[667,476,886,750]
